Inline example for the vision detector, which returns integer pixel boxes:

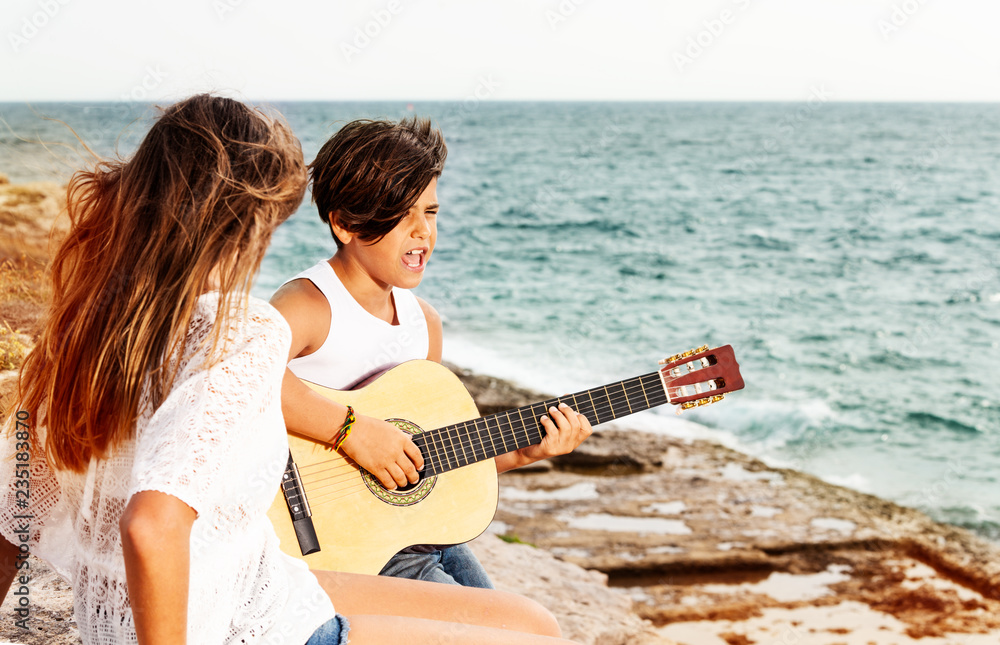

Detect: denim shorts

[378,543,494,589]
[305,614,350,645]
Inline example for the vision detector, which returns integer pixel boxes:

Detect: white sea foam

[823,472,871,493]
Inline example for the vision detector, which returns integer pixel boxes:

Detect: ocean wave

[866,349,932,371]
[905,411,983,435]
[736,231,796,252]
[930,506,1000,542]
[685,398,835,451]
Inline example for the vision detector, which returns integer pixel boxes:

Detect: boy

[271,117,592,587]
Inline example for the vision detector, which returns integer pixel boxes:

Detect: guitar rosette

[360,418,437,506]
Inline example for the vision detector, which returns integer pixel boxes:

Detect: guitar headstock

[658,344,744,410]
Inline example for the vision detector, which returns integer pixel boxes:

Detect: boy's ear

[328,211,355,246]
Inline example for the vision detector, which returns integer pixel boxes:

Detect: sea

[2,100,998,541]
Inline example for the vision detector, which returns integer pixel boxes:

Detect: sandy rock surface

[0,558,77,645]
[469,534,672,644]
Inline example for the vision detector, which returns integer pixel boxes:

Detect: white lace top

[0,294,335,644]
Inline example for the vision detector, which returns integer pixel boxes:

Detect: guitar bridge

[281,452,321,556]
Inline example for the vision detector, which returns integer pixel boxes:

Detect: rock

[445,362,551,416]
[468,534,674,645]
[0,557,79,644]
[453,365,1000,643]
[0,181,68,264]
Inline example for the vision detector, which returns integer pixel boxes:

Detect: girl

[0,95,577,645]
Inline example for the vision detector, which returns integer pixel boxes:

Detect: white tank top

[284,260,430,390]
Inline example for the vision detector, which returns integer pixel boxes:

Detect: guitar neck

[413,371,667,477]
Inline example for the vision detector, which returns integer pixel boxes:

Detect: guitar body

[267,360,498,575]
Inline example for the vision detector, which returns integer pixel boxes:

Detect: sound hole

[360,418,437,507]
[394,476,421,493]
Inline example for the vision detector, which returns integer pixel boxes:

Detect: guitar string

[413,376,669,473]
[298,375,668,485]
[305,487,367,507]
[294,361,708,477]
[295,378,668,493]
[291,388,678,507]
[292,393,639,499]
[293,372,670,477]
[288,367,717,508]
[297,393,668,498]
[297,378,658,483]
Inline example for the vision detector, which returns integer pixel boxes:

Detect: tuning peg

[679,393,725,411]
[659,344,711,366]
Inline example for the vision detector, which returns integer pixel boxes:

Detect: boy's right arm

[271,282,423,490]
[280,371,423,488]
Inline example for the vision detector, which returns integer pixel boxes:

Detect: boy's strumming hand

[340,415,424,490]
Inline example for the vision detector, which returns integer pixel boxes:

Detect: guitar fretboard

[412,371,667,477]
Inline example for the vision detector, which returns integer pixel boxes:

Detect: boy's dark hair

[310,116,447,248]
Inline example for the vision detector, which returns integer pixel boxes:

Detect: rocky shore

[455,368,1000,645]
[3,178,1000,644]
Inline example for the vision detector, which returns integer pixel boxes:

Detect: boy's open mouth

[402,249,426,270]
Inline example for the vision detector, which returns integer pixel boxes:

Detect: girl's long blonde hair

[19,94,307,472]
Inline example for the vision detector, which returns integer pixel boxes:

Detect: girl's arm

[120,490,196,645]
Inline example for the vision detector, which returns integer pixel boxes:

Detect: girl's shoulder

[192,292,288,329]
[183,293,292,367]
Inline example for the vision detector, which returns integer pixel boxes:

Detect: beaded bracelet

[331,405,356,451]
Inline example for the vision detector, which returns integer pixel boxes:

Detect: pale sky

[2,0,999,102]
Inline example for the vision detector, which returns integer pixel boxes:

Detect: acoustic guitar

[267,344,744,574]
